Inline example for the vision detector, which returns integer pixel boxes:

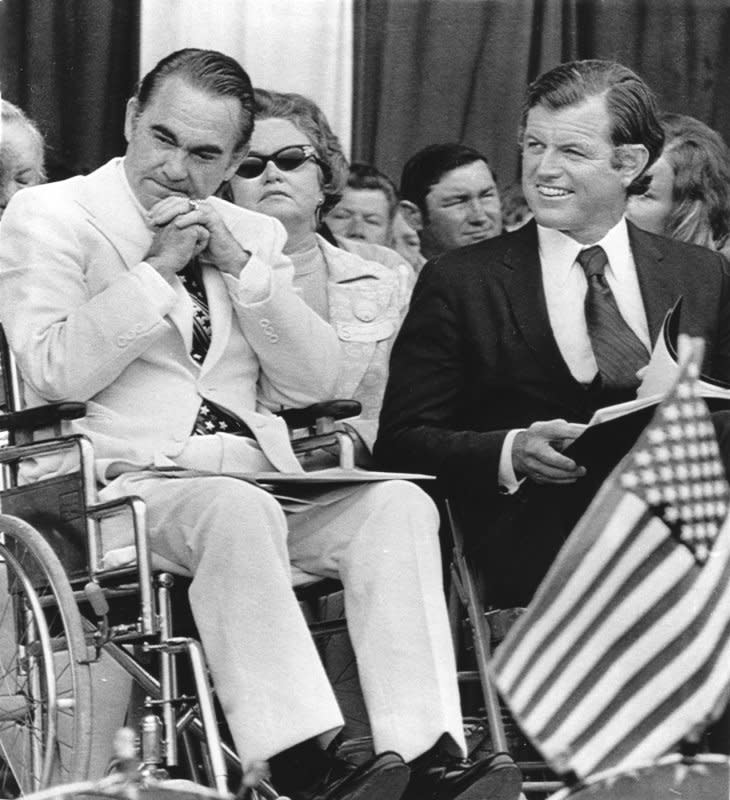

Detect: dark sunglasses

[236,145,323,179]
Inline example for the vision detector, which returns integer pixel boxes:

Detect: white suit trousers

[103,473,466,766]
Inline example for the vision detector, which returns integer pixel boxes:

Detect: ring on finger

[188,198,200,212]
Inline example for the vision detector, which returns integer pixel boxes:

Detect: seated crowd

[2,49,730,800]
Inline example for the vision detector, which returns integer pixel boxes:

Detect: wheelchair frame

[0,323,362,799]
[0,328,275,798]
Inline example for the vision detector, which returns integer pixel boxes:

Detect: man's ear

[399,200,424,232]
[616,144,650,189]
[123,98,140,144]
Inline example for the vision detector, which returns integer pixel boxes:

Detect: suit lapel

[628,222,676,344]
[76,158,193,345]
[500,221,580,387]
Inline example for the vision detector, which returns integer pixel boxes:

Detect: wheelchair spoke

[0,515,92,795]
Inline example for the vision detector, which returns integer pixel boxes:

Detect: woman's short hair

[1,99,46,181]
[253,88,348,214]
[658,112,730,251]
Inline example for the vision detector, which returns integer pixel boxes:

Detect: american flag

[491,342,730,780]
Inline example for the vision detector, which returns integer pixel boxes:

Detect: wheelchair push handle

[276,399,361,430]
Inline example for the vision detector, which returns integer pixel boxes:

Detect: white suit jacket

[0,158,340,481]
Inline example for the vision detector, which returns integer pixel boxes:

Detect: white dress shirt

[498,217,651,490]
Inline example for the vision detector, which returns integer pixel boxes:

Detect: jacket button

[353,299,377,322]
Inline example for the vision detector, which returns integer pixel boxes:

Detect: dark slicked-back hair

[400,143,491,215]
[134,48,254,149]
[253,88,348,214]
[521,59,664,195]
[347,162,399,219]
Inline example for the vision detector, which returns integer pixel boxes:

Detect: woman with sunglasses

[226,89,407,454]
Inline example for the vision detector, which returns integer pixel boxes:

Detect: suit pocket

[334,319,396,343]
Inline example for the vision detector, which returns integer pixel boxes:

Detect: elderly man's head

[0,101,46,218]
[123,48,254,210]
[519,59,664,244]
[325,163,399,246]
[399,143,502,259]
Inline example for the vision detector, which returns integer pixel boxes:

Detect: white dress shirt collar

[537,217,633,286]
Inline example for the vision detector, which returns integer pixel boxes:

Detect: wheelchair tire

[0,514,93,795]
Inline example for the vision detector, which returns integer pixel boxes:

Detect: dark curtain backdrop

[353,0,730,193]
[0,0,139,180]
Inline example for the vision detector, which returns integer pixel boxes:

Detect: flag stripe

[532,536,697,737]
[569,541,730,774]
[536,517,730,742]
[629,624,730,765]
[493,492,647,687]
[588,598,730,774]
[520,524,681,724]
[543,532,730,771]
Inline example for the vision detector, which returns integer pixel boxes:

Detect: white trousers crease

[101,473,465,765]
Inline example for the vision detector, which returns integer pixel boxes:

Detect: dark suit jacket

[375,220,730,604]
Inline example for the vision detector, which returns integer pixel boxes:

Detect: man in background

[324,161,421,291]
[399,143,502,260]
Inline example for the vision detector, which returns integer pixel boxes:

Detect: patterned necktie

[577,245,650,391]
[179,259,254,438]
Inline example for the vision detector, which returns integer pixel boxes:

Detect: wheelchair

[0,325,363,798]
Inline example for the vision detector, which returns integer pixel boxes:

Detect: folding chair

[446,502,563,798]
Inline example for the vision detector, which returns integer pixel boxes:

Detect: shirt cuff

[134,262,178,315]
[222,253,272,305]
[498,428,526,494]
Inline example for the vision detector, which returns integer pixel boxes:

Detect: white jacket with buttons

[0,158,341,481]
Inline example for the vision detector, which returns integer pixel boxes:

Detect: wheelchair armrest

[276,399,361,431]
[0,401,87,432]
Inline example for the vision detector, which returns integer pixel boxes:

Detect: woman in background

[627,112,730,258]
[226,89,406,453]
[0,100,46,219]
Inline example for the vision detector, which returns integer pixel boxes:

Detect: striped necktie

[577,245,650,391]
[178,259,254,438]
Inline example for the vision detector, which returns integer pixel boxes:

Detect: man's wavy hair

[252,89,348,215]
[520,59,665,196]
[133,48,255,150]
[656,112,730,252]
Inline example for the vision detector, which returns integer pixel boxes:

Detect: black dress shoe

[404,750,522,800]
[295,750,411,800]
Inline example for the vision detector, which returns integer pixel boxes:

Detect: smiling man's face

[521,94,637,244]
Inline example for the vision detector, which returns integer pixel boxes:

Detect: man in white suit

[0,50,520,800]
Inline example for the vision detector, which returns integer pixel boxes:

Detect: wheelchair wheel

[0,514,93,795]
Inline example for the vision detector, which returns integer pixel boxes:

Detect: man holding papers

[377,59,730,606]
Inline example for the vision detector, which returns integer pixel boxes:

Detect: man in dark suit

[376,60,730,607]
